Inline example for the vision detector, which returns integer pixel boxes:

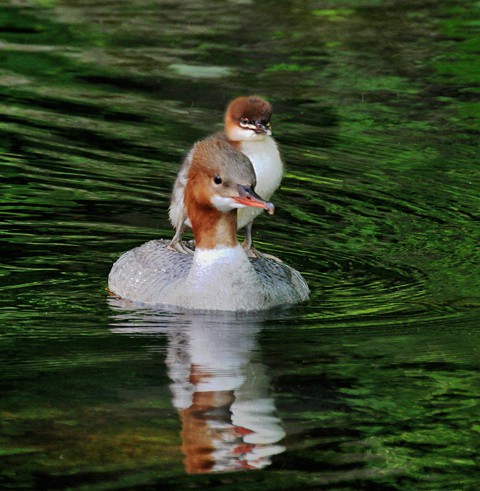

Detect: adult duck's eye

[213,175,223,185]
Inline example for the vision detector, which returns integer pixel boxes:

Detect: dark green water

[1,1,479,489]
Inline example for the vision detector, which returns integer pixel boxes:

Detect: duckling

[168,96,283,258]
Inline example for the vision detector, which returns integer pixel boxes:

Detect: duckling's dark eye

[213,175,223,185]
[240,118,249,125]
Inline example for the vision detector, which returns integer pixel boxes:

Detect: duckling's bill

[234,184,275,215]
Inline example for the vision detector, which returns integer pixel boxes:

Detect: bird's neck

[189,206,238,249]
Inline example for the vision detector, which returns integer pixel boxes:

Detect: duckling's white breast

[237,136,283,230]
[239,136,283,199]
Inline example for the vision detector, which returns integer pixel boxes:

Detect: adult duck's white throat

[108,138,309,312]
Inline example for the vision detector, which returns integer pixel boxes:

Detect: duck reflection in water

[109,301,286,473]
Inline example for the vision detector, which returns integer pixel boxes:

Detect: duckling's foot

[245,246,283,263]
[167,240,194,255]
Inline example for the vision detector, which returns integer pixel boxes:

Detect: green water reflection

[1,0,479,489]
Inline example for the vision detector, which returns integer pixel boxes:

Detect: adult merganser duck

[168,95,283,257]
[108,138,308,312]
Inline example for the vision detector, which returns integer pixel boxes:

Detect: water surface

[1,1,479,489]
